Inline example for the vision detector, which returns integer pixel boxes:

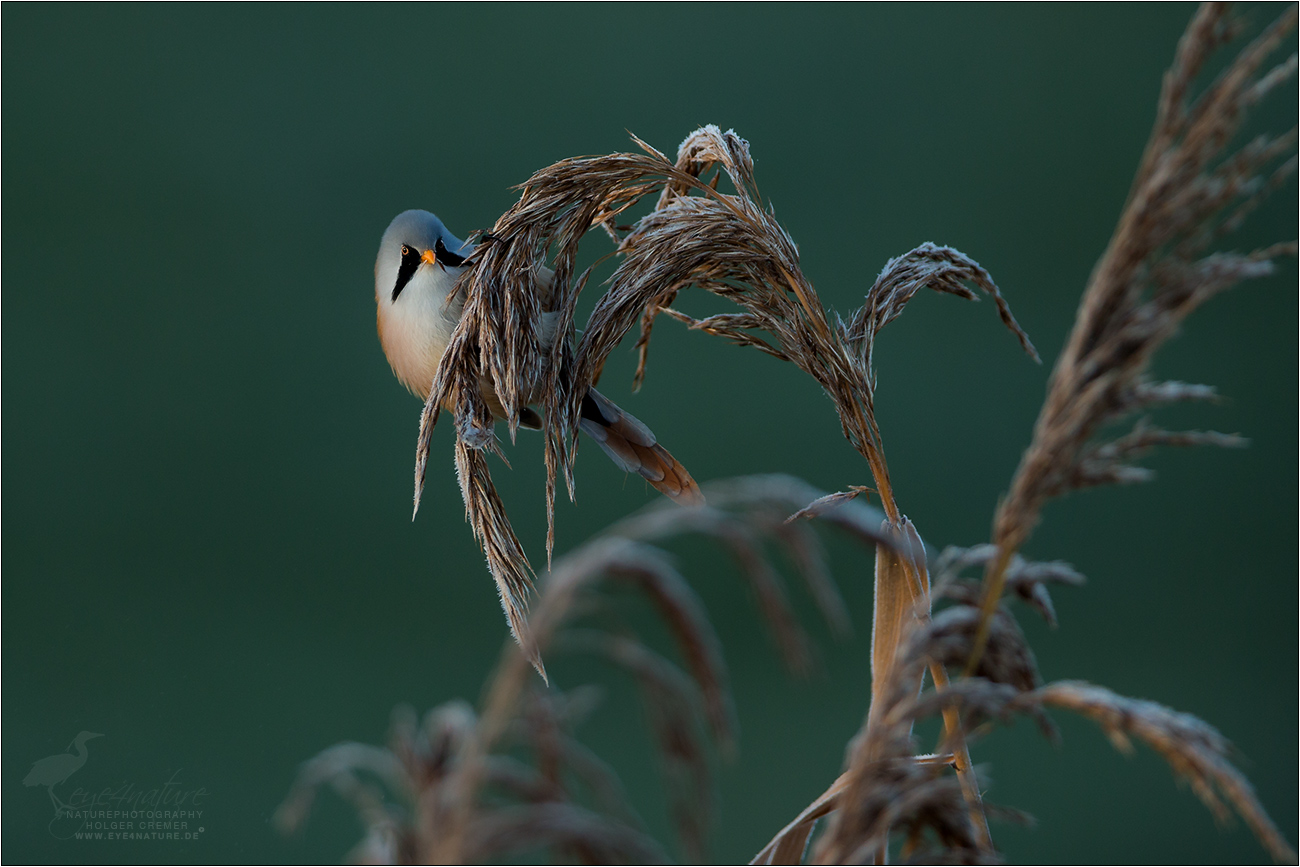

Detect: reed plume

[290,3,1296,863]
[972,1,1298,665]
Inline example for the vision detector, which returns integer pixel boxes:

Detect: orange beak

[420,248,438,266]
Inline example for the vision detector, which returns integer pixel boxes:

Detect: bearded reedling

[375,209,701,505]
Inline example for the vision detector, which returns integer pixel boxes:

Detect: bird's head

[373,209,474,308]
[69,731,103,747]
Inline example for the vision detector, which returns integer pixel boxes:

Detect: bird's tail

[578,388,703,506]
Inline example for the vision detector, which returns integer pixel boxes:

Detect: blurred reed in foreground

[282,4,1297,862]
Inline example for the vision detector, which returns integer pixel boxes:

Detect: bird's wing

[537,264,558,311]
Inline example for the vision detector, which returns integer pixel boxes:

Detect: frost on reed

[292,3,1296,863]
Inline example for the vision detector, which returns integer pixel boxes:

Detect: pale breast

[377,264,562,409]
[377,267,465,400]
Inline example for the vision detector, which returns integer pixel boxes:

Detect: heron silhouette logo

[23,731,103,821]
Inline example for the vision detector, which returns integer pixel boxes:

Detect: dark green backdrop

[4,4,1295,864]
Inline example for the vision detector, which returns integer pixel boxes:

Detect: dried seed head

[993,4,1297,554]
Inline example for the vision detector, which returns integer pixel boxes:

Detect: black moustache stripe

[392,245,422,302]
[435,238,466,268]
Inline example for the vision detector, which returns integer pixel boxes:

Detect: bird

[24,731,102,815]
[375,209,701,504]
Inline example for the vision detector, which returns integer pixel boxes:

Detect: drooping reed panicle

[280,476,891,863]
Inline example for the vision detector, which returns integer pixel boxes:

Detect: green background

[4,4,1295,864]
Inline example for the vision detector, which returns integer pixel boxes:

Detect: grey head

[374,209,475,305]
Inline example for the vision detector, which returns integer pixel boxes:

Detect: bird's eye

[400,245,410,256]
